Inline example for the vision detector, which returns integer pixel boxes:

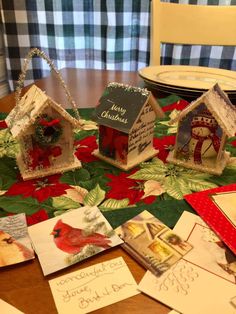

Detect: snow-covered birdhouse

[93,82,164,170]
[6,85,81,180]
[167,84,236,175]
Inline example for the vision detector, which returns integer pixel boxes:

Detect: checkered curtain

[0,0,150,90]
[163,0,236,70]
[1,0,236,91]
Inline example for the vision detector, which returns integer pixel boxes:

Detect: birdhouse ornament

[167,84,236,175]
[6,48,82,180]
[93,82,164,170]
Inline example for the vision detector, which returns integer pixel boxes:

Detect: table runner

[0,95,235,228]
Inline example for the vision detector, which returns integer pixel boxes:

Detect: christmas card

[49,256,139,314]
[0,213,34,267]
[185,183,236,255]
[138,211,236,314]
[115,210,192,277]
[28,206,123,276]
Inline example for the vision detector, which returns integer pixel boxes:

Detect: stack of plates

[138,65,236,102]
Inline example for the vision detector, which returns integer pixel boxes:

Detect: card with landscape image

[115,210,192,277]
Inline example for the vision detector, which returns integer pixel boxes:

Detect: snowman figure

[188,109,221,164]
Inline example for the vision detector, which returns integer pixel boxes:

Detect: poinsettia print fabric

[0,95,236,227]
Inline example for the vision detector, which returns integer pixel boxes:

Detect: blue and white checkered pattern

[0,0,236,91]
[162,0,236,70]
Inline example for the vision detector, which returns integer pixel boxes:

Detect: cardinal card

[115,210,192,277]
[28,206,123,276]
[185,183,236,254]
[49,256,139,314]
[138,211,236,314]
[0,213,34,267]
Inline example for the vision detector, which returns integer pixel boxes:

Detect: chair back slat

[151,0,236,65]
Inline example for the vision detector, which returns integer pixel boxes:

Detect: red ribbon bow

[29,145,62,169]
[39,119,60,127]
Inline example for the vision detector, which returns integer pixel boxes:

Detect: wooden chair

[150,0,236,66]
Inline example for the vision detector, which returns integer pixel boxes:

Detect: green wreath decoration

[34,114,63,146]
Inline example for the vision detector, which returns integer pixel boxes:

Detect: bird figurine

[0,230,34,266]
[51,219,111,254]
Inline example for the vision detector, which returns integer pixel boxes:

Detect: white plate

[139,65,236,91]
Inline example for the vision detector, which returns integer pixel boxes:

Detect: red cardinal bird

[51,219,111,254]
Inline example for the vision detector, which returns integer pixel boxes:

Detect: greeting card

[0,213,34,267]
[49,256,139,314]
[115,210,192,276]
[28,206,123,275]
[0,299,24,314]
[138,211,236,314]
[185,183,236,254]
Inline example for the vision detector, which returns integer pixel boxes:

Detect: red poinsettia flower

[0,120,7,129]
[153,135,176,162]
[162,99,189,112]
[5,174,71,202]
[26,209,49,226]
[106,170,156,205]
[74,135,98,162]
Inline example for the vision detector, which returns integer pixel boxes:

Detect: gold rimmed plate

[139,65,236,92]
[141,78,236,103]
[141,79,205,100]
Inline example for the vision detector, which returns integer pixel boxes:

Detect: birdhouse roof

[93,82,164,134]
[6,84,80,138]
[171,84,236,138]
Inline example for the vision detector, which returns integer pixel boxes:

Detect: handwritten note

[128,102,155,154]
[49,257,139,313]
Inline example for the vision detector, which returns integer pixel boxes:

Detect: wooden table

[0,69,170,314]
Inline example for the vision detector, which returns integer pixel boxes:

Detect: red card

[185,184,236,255]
